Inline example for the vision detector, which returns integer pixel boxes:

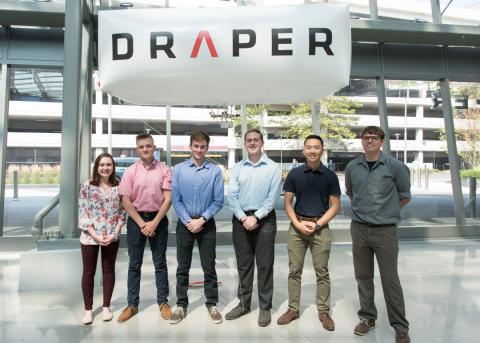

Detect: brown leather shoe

[117,305,138,323]
[318,312,335,331]
[277,308,299,325]
[395,329,411,343]
[354,318,375,336]
[159,303,171,320]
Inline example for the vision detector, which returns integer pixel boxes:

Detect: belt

[244,209,258,216]
[353,220,395,228]
[295,213,322,223]
[138,211,158,217]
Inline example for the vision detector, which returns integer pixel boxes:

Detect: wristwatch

[314,223,322,232]
[201,216,208,222]
[253,214,260,222]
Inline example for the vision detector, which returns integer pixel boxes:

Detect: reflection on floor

[1,239,479,342]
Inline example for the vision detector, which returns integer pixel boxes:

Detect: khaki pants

[287,224,332,312]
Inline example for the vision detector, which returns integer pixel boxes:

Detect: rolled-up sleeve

[396,164,411,200]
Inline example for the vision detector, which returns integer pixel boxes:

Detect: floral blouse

[78,180,126,245]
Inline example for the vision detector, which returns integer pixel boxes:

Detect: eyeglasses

[362,136,381,142]
[246,138,262,144]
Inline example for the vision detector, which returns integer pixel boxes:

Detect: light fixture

[209,108,240,122]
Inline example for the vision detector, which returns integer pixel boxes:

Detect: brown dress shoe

[395,329,411,343]
[354,318,375,336]
[117,305,138,323]
[318,312,335,331]
[277,308,300,325]
[159,303,171,320]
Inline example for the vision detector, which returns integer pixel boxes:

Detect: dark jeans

[127,214,169,307]
[81,241,120,310]
[175,219,218,308]
[232,210,276,310]
[350,220,409,332]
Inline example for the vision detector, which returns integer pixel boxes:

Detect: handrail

[31,193,60,241]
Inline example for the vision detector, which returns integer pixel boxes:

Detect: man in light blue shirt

[170,131,224,325]
[226,128,281,327]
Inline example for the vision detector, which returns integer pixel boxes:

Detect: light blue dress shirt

[228,153,281,220]
[172,158,224,225]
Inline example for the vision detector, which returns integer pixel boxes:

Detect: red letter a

[190,30,219,58]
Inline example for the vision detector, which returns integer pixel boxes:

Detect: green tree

[440,84,480,169]
[277,97,360,148]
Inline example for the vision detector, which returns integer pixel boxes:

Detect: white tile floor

[1,239,480,342]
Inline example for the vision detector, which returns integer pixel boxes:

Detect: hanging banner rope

[98,4,351,105]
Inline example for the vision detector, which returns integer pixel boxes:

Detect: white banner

[98,4,351,106]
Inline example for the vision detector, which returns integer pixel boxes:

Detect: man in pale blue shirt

[226,128,281,327]
[170,131,224,325]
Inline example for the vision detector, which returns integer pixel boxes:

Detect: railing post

[469,177,476,218]
[13,170,18,201]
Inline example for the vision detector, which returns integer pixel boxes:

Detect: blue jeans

[127,214,169,307]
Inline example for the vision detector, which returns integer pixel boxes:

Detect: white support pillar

[311,101,320,136]
[241,105,247,159]
[95,118,103,135]
[228,125,236,168]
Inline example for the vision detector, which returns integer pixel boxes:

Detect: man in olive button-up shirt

[345,126,411,343]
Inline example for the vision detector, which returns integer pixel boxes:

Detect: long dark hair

[90,152,118,187]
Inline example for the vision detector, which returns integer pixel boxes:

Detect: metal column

[0,64,10,237]
[59,0,94,238]
[241,104,247,159]
[311,101,320,136]
[430,0,442,24]
[79,20,94,184]
[376,76,391,155]
[166,105,171,166]
[369,0,379,20]
[440,78,465,225]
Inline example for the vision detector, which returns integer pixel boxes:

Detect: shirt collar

[302,163,325,174]
[188,158,210,169]
[243,153,268,167]
[138,159,158,170]
[358,152,386,167]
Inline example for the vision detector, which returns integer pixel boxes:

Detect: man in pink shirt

[117,133,173,323]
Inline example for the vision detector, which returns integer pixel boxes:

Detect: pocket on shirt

[373,174,394,195]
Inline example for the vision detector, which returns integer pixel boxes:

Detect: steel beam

[375,76,391,155]
[440,77,465,225]
[0,64,9,237]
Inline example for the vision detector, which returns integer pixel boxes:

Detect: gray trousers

[350,220,409,332]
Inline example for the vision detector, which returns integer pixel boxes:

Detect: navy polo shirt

[283,163,341,217]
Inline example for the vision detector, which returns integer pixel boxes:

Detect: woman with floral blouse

[79,152,126,325]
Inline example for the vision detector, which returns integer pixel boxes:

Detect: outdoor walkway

[1,239,479,343]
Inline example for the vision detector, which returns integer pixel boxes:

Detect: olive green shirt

[345,152,411,225]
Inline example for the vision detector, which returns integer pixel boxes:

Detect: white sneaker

[103,307,113,322]
[82,310,93,325]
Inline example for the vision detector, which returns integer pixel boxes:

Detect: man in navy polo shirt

[277,135,341,331]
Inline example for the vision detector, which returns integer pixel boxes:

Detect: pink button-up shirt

[118,160,172,212]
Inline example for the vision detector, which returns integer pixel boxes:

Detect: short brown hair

[244,128,264,142]
[90,152,118,187]
[136,133,154,144]
[190,131,210,146]
[361,126,385,140]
